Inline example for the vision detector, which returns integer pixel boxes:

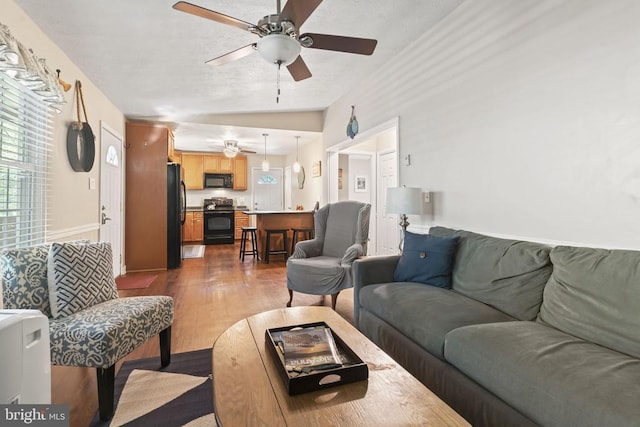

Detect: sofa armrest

[352,255,400,328]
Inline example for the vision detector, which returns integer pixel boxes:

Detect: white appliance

[0,309,51,404]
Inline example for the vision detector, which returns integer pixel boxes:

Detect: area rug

[90,349,215,427]
[183,245,206,259]
[115,274,157,290]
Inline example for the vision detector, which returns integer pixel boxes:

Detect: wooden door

[203,156,220,173]
[233,156,248,190]
[183,154,204,190]
[193,212,204,241]
[124,122,168,271]
[234,211,249,239]
[219,156,233,173]
[183,212,194,241]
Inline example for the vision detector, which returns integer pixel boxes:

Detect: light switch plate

[89,178,96,190]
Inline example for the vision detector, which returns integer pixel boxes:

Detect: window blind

[0,72,52,249]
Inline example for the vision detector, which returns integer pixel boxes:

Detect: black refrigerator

[167,163,186,269]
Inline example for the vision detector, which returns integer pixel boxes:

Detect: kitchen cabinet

[182,154,204,190]
[233,155,248,191]
[204,155,233,173]
[167,129,180,163]
[183,211,204,242]
[234,210,250,240]
[125,122,171,271]
[181,152,248,191]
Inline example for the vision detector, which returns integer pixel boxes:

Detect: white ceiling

[14,0,463,155]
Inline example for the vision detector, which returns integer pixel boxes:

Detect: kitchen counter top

[245,210,315,260]
[243,210,314,215]
[186,206,249,212]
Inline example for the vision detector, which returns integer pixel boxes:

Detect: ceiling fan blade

[300,33,377,55]
[173,1,254,32]
[206,44,256,66]
[239,149,257,154]
[286,56,312,81]
[278,0,322,28]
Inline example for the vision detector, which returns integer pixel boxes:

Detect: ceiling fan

[172,0,378,82]
[212,140,257,158]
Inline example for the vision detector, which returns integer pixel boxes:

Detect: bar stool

[265,229,288,263]
[290,227,315,254]
[239,226,258,262]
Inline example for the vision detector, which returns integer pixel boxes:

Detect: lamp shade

[256,34,301,66]
[386,187,423,215]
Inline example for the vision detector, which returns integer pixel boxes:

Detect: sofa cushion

[445,321,640,427]
[48,242,119,319]
[49,296,174,368]
[392,232,459,288]
[429,226,552,320]
[538,245,640,359]
[359,282,514,359]
[1,244,52,316]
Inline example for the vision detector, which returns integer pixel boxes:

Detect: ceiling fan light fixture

[223,147,238,158]
[257,34,301,66]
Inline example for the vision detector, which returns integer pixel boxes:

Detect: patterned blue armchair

[0,241,173,421]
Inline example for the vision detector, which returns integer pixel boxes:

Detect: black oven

[203,197,235,245]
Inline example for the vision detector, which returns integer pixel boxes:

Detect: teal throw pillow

[393,231,459,288]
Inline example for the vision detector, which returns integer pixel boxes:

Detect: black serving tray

[265,321,369,395]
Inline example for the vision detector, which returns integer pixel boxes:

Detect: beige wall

[4,0,125,242]
[285,136,324,211]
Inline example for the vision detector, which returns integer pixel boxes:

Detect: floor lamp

[386,186,423,252]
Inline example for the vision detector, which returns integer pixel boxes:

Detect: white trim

[46,223,100,241]
[411,223,637,251]
[326,117,400,154]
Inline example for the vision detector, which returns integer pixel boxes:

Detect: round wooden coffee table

[212,306,469,426]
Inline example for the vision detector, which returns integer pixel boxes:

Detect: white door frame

[99,122,124,277]
[325,117,399,255]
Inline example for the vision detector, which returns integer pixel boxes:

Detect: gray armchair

[286,201,371,309]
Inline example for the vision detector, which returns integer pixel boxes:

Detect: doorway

[326,118,399,256]
[251,167,284,211]
[99,122,123,277]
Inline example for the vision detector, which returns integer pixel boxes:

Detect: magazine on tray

[278,326,342,373]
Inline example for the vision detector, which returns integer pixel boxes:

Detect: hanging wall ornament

[66,80,95,172]
[346,105,359,139]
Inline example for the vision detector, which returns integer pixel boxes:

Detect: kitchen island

[243,210,315,261]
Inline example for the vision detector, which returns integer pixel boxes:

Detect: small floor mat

[183,245,205,259]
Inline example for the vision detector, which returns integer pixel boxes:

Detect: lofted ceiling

[14,0,464,155]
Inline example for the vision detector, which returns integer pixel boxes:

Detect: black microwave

[204,173,233,189]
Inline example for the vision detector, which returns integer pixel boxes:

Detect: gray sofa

[353,226,640,427]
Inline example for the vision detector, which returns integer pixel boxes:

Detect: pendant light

[292,136,301,173]
[261,133,270,172]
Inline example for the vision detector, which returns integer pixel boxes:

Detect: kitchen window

[0,72,51,249]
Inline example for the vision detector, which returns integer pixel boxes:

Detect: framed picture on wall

[312,161,322,177]
[355,176,367,192]
[338,168,343,190]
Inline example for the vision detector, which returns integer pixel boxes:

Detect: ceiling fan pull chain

[276,61,281,104]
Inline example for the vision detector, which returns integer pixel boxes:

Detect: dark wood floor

[54,242,355,427]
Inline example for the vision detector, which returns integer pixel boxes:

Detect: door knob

[101,212,112,225]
